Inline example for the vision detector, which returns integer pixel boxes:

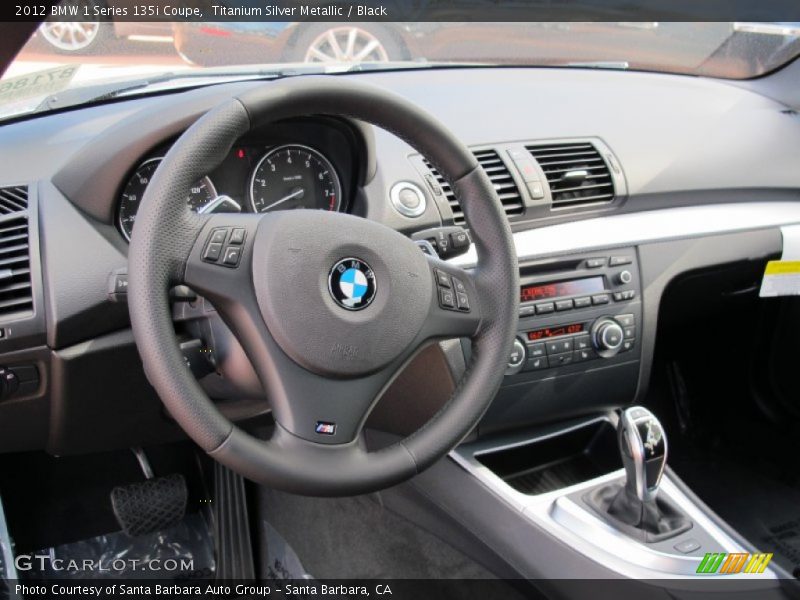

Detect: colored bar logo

[696,552,773,575]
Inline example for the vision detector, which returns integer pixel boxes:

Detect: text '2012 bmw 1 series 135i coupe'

[0,6,800,599]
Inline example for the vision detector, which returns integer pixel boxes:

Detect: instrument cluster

[117,135,349,242]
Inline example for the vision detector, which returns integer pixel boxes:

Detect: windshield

[1,20,799,121]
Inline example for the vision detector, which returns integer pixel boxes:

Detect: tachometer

[118,158,217,241]
[249,145,342,214]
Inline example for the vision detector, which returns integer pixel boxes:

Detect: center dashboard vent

[0,210,33,319]
[0,186,29,215]
[424,149,524,225]
[526,142,615,208]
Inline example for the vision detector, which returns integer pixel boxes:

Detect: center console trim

[450,417,778,582]
[448,202,800,269]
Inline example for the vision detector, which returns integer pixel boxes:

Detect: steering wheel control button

[222,246,242,267]
[204,242,223,262]
[439,288,456,309]
[315,421,337,436]
[456,292,470,311]
[210,228,227,244]
[328,258,377,311]
[435,269,452,288]
[229,228,246,245]
[390,182,427,218]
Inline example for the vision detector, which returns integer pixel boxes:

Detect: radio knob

[617,270,633,285]
[591,318,624,357]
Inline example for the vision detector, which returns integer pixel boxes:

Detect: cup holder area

[475,420,622,495]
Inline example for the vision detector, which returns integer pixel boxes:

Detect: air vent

[0,186,28,215]
[423,150,523,225]
[0,217,33,319]
[527,142,615,208]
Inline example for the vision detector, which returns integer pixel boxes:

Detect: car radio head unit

[520,277,604,303]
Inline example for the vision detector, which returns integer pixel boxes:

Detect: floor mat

[257,488,498,583]
[22,512,215,581]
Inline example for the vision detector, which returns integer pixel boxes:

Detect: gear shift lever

[618,406,667,502]
[584,405,689,541]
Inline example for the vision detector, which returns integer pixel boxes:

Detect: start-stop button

[390,182,427,218]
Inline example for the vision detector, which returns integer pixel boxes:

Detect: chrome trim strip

[450,419,779,582]
[449,202,800,268]
[0,492,16,581]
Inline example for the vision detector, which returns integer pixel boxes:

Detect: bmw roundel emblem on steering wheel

[328,257,377,310]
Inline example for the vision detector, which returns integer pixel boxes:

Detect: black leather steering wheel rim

[128,77,519,496]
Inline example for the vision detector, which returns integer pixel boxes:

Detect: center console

[479,248,643,433]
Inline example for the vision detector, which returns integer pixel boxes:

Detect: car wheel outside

[289,24,404,64]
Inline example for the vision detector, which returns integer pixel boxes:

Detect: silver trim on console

[449,202,800,268]
[450,418,779,582]
[0,492,16,581]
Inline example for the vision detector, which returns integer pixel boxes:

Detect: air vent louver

[0,186,28,215]
[0,216,33,318]
[527,142,615,208]
[423,150,523,225]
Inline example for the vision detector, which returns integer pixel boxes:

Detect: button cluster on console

[435,269,470,312]
[202,227,246,268]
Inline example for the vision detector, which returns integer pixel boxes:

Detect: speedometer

[118,158,217,241]
[249,145,342,214]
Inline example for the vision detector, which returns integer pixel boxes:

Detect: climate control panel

[506,314,636,374]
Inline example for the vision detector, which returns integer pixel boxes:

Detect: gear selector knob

[618,406,667,503]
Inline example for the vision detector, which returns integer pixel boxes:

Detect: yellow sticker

[760,261,800,297]
[764,261,800,275]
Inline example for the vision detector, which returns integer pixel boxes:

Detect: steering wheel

[128,77,519,496]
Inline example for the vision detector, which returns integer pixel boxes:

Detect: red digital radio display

[527,323,585,341]
[520,277,604,303]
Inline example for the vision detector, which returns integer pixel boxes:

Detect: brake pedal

[110,449,188,537]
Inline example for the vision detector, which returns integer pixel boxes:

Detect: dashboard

[0,66,798,455]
